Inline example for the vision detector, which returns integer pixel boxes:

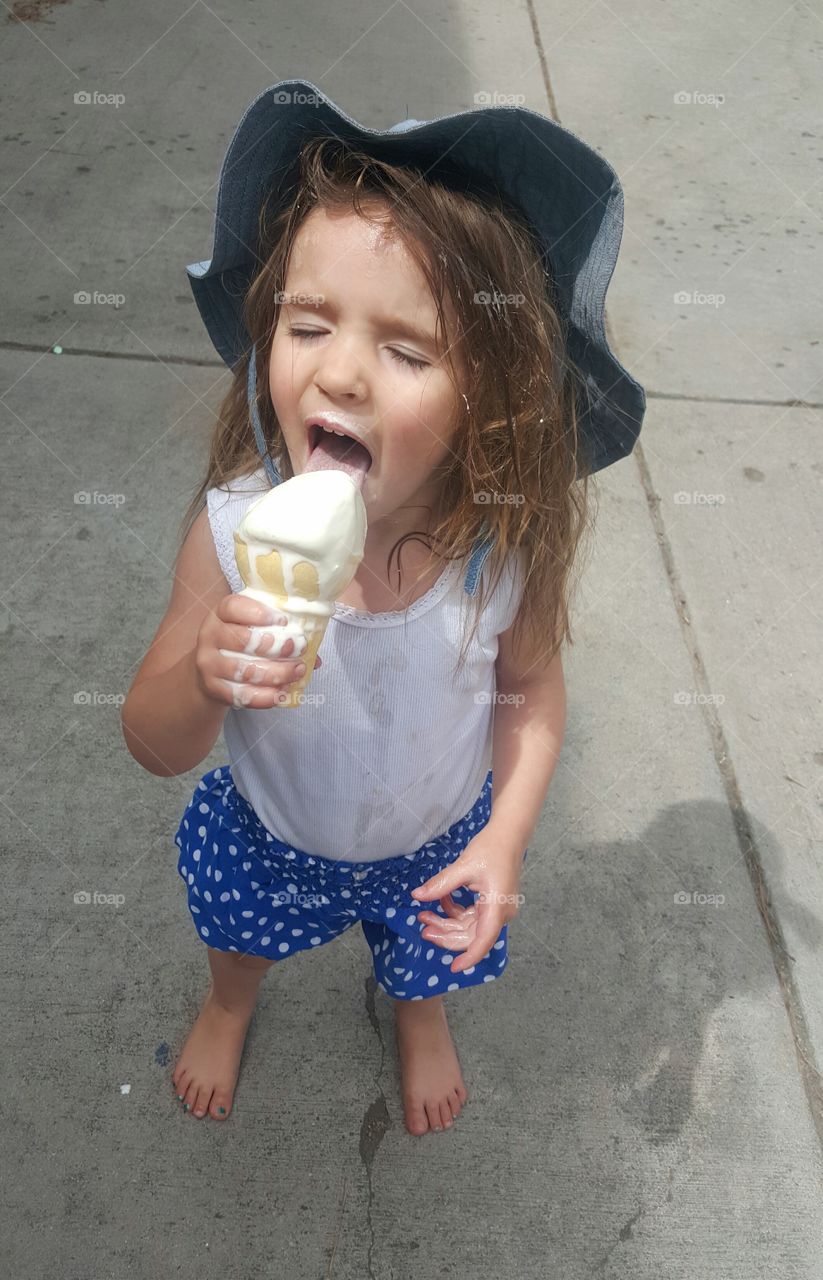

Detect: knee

[234,952,274,971]
[208,946,273,971]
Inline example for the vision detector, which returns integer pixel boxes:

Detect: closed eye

[287,326,429,371]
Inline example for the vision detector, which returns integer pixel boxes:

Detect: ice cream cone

[228,471,368,709]
[232,538,333,707]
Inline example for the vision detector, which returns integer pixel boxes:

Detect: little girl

[121,82,644,1136]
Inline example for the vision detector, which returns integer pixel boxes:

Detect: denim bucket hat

[186,80,646,593]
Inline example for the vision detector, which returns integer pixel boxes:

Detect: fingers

[450,915,506,973]
[416,907,476,931]
[217,594,286,628]
[212,649,307,689]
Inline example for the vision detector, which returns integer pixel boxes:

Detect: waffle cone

[277,615,329,708]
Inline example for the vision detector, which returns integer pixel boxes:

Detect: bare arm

[120,505,310,777]
[486,621,567,857]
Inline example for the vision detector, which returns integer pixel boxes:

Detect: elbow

[119,703,184,778]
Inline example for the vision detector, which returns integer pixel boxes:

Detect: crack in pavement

[358,973,393,1280]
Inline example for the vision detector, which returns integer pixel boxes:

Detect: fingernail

[295,663,306,676]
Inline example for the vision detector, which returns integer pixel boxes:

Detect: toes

[404,1099,430,1136]
[180,1080,199,1114]
[210,1092,233,1121]
[171,1065,188,1096]
[438,1100,454,1130]
[449,1088,463,1118]
[425,1101,444,1133]
[191,1086,213,1119]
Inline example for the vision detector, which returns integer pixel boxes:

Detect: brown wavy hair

[178,135,596,678]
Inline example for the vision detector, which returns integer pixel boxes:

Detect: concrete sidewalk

[2,1,821,1276]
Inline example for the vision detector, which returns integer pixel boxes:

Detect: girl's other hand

[194,593,322,709]
[410,830,525,974]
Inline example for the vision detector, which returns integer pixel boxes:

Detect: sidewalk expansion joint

[633,437,823,1151]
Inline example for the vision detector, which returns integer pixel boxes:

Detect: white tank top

[206,466,526,862]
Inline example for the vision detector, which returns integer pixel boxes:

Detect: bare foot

[171,983,254,1120]
[394,996,468,1135]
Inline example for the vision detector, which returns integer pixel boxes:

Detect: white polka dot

[192,849,201,863]
[425,948,434,961]
[241,931,253,940]
[385,908,396,918]
[258,917,268,926]
[190,904,200,914]
[310,937,322,945]
[278,942,290,953]
[483,974,496,982]
[427,975,439,987]
[260,936,271,946]
[493,939,505,949]
[406,915,416,926]
[291,929,303,937]
[241,910,254,918]
[220,892,230,903]
[441,954,454,964]
[200,926,210,937]
[463,966,476,975]
[203,891,212,903]
[447,983,460,991]
[214,870,222,882]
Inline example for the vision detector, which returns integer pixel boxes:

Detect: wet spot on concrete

[154,1042,171,1066]
[7,0,71,22]
[743,467,765,482]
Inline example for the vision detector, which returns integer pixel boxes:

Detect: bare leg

[393,993,468,1136]
[172,947,274,1120]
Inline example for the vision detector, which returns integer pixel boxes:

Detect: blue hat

[187,80,646,592]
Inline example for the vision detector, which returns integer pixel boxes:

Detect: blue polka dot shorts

[174,765,525,1000]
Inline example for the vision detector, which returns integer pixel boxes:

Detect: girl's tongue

[304,429,372,489]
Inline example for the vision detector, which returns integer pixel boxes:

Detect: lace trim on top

[332,557,464,629]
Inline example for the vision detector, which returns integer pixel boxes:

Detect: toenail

[182,1103,189,1111]
[218,1107,226,1115]
[434,1125,442,1131]
[176,1095,183,1101]
[195,1110,205,1117]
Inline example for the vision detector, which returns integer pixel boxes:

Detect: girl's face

[268,203,465,544]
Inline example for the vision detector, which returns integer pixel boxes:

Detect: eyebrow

[279,291,441,351]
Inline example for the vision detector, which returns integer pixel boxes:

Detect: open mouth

[305,423,373,485]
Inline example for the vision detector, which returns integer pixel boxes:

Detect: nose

[314,334,367,400]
